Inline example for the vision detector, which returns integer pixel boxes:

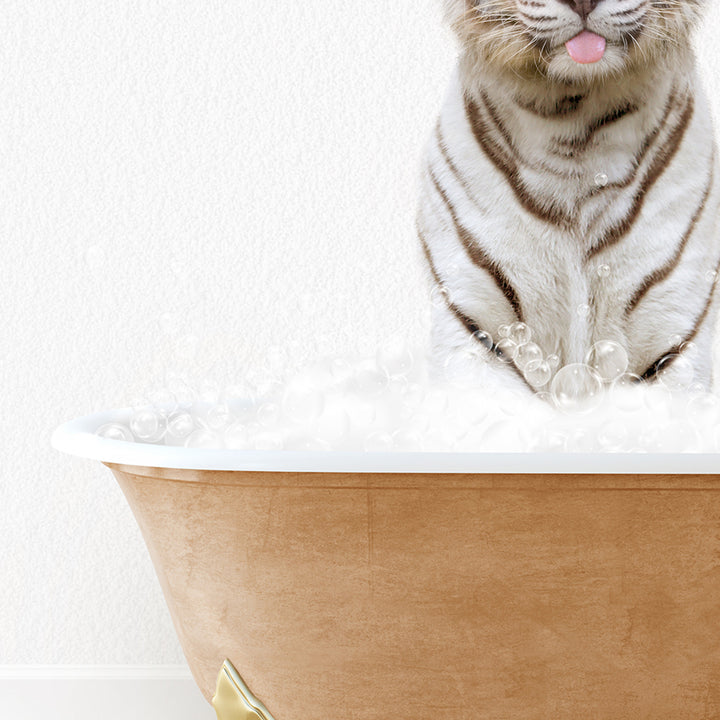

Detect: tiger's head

[445,0,706,84]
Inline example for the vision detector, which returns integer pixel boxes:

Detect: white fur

[418,6,720,393]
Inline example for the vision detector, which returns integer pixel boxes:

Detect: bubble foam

[97,339,720,454]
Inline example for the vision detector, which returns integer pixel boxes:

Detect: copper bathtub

[53,409,720,719]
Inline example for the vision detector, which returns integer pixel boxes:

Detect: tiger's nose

[558,0,602,20]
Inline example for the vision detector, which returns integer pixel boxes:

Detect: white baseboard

[0,666,216,720]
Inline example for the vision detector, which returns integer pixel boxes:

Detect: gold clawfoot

[212,660,277,720]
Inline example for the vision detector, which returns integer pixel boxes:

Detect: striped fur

[418,0,720,393]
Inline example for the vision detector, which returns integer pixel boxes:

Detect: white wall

[2,0,720,692]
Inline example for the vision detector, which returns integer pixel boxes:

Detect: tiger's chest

[423,70,720,382]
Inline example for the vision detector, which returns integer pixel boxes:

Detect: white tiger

[417,0,720,395]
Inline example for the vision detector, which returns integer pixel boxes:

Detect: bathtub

[53,408,720,719]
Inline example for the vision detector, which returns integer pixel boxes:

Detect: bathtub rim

[52,407,720,474]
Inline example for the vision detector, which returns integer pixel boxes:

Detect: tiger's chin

[543,43,634,85]
[477,35,652,90]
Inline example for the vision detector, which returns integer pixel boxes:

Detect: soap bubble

[221,384,256,420]
[546,354,561,370]
[450,388,490,426]
[564,428,597,453]
[481,420,527,452]
[577,304,591,318]
[377,336,413,377]
[420,387,450,417]
[472,330,493,349]
[657,354,694,392]
[330,357,354,384]
[524,359,552,388]
[388,374,410,396]
[351,367,389,396]
[455,423,489,451]
[128,395,151,412]
[679,341,697,356]
[185,428,222,449]
[594,172,609,187]
[585,341,629,382]
[509,322,532,346]
[96,423,133,442]
[515,342,543,370]
[495,338,518,363]
[686,393,720,425]
[392,428,423,451]
[610,373,644,411]
[166,412,195,440]
[642,423,700,453]
[551,364,603,413]
[422,427,455,452]
[643,384,673,413]
[596,264,611,278]
[130,407,163,440]
[253,432,284,451]
[283,381,325,424]
[344,394,377,431]
[400,382,426,416]
[599,423,628,451]
[687,382,706,398]
[705,270,718,283]
[257,402,281,427]
[443,348,479,387]
[497,324,512,339]
[224,423,250,449]
[364,431,394,452]
[430,285,450,309]
[125,339,720,455]
[286,437,332,452]
[541,429,568,453]
[316,402,350,444]
[205,404,234,432]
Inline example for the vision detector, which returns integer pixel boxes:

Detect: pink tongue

[565,30,606,64]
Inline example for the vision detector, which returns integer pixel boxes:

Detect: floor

[0,677,216,720]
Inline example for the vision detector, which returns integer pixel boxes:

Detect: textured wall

[2,1,720,665]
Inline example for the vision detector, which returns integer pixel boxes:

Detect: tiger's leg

[428,301,536,395]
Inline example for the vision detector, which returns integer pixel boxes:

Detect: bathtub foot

[212,660,277,720]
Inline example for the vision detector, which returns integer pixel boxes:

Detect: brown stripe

[589,87,679,199]
[417,228,535,392]
[447,303,536,391]
[587,93,694,261]
[640,253,720,382]
[552,102,638,156]
[439,111,570,186]
[515,93,584,119]
[480,89,578,183]
[626,159,714,315]
[465,94,571,228]
[434,123,477,203]
[417,224,443,287]
[480,90,521,159]
[427,165,524,322]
